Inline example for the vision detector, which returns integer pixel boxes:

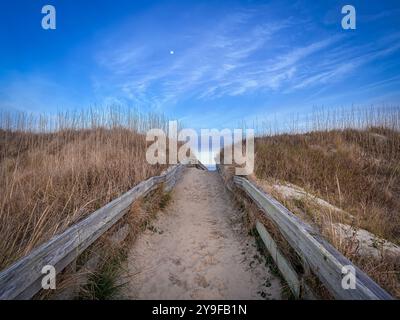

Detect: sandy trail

[123,168,283,299]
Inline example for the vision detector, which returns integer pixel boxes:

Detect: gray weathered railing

[1,163,393,300]
[217,165,393,300]
[0,164,184,300]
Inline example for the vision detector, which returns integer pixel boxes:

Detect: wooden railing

[217,165,393,300]
[0,164,185,300]
[1,163,393,300]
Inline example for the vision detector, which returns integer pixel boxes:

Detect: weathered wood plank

[0,164,184,300]
[255,220,301,298]
[194,162,208,170]
[233,176,393,300]
[186,159,208,171]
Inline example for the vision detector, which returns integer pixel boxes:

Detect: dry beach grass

[250,107,400,297]
[0,109,168,271]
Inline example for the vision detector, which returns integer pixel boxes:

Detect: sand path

[123,168,283,299]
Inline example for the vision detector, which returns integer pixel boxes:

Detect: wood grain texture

[0,165,184,300]
[255,220,301,298]
[233,175,393,300]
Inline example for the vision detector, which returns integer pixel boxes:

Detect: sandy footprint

[123,168,283,300]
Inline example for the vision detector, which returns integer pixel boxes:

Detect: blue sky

[0,0,400,129]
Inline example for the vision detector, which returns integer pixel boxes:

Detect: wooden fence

[0,163,393,300]
[217,165,393,300]
[0,164,185,300]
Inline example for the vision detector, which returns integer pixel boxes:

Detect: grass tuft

[0,108,169,271]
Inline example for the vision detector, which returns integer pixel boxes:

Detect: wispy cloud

[92,9,295,107]
[291,33,400,91]
[92,4,400,110]
[0,73,85,113]
[2,0,399,124]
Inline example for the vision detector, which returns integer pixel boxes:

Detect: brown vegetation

[0,110,168,271]
[251,107,400,298]
[254,127,400,244]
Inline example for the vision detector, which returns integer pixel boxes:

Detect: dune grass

[0,109,168,271]
[251,106,400,297]
[254,126,400,244]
